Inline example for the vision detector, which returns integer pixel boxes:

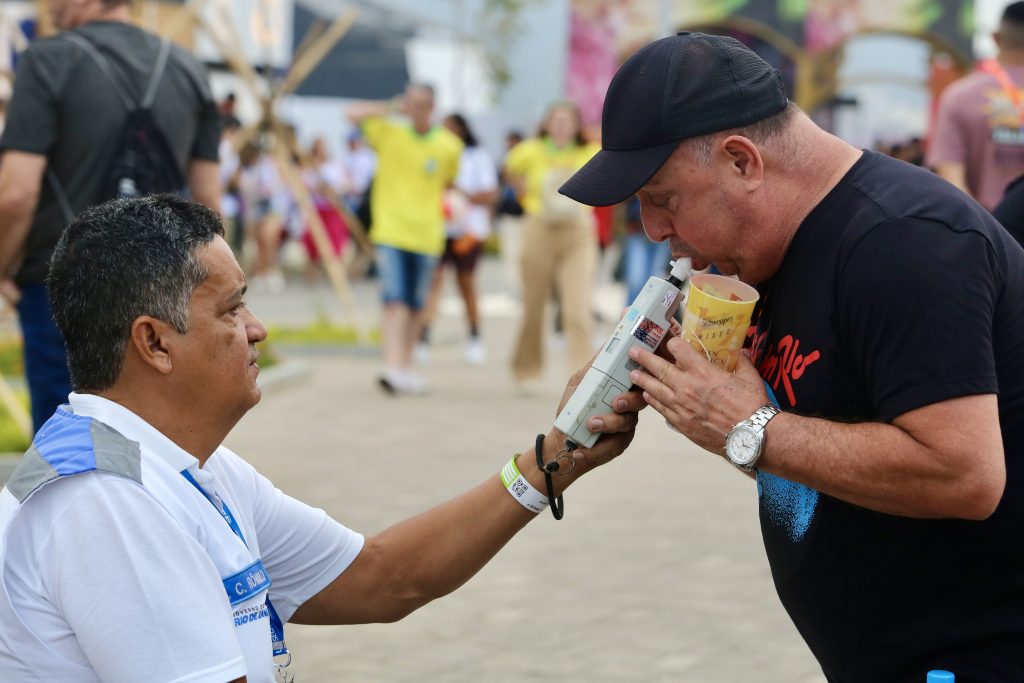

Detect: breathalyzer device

[554,258,692,450]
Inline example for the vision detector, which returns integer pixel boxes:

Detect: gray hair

[47,195,224,392]
[680,101,800,167]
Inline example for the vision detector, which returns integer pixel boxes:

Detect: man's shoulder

[939,71,999,105]
[505,138,541,166]
[435,127,464,155]
[205,447,261,487]
[837,152,1001,240]
[15,32,83,71]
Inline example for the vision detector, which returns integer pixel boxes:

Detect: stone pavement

[228,258,826,682]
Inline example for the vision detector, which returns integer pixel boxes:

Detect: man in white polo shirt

[0,195,643,682]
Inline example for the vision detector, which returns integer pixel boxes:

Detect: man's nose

[246,311,269,343]
[640,209,673,243]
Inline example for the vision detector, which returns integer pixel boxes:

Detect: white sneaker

[378,368,405,395]
[400,370,429,395]
[266,270,286,294]
[413,342,431,365]
[464,339,486,365]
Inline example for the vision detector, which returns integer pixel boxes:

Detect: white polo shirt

[0,393,363,682]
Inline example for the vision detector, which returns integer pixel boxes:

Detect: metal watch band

[748,404,780,429]
[728,404,781,472]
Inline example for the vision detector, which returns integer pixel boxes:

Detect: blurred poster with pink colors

[565,0,971,124]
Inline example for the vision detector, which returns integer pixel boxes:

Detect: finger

[666,335,708,369]
[629,345,676,383]
[641,388,671,420]
[610,390,647,413]
[578,432,633,468]
[587,409,638,434]
[733,350,763,382]
[628,366,661,397]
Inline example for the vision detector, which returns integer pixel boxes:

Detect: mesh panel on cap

[664,33,786,140]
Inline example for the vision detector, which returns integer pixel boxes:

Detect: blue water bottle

[926,671,954,682]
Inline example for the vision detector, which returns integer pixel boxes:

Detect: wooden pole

[276,8,358,98]
[161,0,209,43]
[268,135,370,345]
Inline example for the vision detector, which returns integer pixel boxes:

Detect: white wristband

[500,455,549,514]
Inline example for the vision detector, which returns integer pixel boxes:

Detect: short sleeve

[836,217,999,421]
[925,86,968,167]
[360,117,391,150]
[246,467,364,623]
[443,136,464,186]
[503,140,533,177]
[38,475,246,683]
[0,47,60,155]
[189,63,221,162]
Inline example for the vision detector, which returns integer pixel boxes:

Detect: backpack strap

[141,38,172,110]
[59,31,136,111]
[46,168,76,225]
[62,32,172,111]
[48,33,175,216]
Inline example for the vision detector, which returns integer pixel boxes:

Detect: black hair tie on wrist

[535,433,564,520]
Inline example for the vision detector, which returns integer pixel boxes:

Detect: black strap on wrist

[535,433,564,520]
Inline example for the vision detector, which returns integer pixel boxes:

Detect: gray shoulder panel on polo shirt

[5,419,142,503]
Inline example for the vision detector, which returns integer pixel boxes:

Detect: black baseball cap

[560,32,788,207]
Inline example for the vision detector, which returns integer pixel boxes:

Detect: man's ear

[128,316,175,375]
[720,135,764,190]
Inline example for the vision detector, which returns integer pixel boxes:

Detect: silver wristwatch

[725,405,781,472]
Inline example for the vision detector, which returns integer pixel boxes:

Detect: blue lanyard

[181,469,290,660]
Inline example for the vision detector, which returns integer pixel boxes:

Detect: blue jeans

[16,283,72,435]
[376,245,437,311]
[623,234,671,303]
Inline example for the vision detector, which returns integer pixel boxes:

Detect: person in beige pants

[504,102,599,385]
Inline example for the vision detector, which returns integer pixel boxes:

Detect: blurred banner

[566,0,973,126]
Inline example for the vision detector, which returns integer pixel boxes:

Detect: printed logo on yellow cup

[681,274,759,372]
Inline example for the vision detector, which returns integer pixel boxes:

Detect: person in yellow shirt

[504,101,599,389]
[348,84,463,394]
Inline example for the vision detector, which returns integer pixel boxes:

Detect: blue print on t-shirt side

[757,381,820,543]
[757,472,819,542]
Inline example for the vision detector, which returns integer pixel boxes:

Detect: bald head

[49,0,130,30]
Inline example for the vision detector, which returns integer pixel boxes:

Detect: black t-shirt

[0,21,220,284]
[750,151,1024,682]
[991,174,1024,248]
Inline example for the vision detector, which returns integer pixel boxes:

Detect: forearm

[0,199,33,276]
[187,160,221,213]
[935,162,969,196]
[761,408,1000,519]
[0,152,45,275]
[356,443,579,621]
[465,189,498,206]
[629,342,1003,522]
[346,100,393,125]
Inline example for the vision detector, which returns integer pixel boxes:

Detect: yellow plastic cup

[681,274,759,372]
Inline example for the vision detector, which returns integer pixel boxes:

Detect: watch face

[726,426,760,465]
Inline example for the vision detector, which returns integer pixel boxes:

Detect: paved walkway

[226,257,825,682]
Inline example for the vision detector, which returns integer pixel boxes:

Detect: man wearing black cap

[562,32,1024,681]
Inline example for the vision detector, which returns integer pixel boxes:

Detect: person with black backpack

[0,0,221,433]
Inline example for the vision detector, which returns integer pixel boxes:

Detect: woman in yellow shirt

[504,102,599,386]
